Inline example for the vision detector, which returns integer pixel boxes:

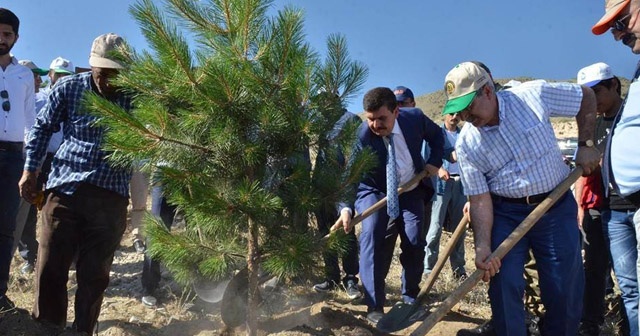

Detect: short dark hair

[471,61,491,75]
[0,8,19,35]
[363,87,397,112]
[596,76,622,96]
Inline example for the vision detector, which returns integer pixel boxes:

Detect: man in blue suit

[334,87,443,324]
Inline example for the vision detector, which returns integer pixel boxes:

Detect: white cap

[577,62,614,87]
[89,33,126,69]
[49,57,75,74]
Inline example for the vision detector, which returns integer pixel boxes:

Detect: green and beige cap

[442,62,490,115]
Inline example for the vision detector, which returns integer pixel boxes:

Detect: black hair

[0,8,19,35]
[363,87,397,112]
[596,76,621,96]
[471,61,491,75]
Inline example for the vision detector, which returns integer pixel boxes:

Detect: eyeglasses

[461,87,484,114]
[612,8,640,32]
[0,90,9,112]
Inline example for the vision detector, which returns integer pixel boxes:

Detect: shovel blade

[377,302,429,333]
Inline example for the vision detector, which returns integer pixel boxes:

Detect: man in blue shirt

[592,1,640,334]
[19,33,132,334]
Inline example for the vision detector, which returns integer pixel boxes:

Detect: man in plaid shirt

[19,33,132,334]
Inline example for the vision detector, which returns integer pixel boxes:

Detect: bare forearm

[470,193,494,251]
[576,86,597,143]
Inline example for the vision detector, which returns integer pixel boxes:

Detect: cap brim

[52,69,74,74]
[443,91,476,115]
[89,56,125,69]
[581,79,603,87]
[32,69,48,76]
[592,0,629,35]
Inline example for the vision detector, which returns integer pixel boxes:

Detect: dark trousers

[316,206,359,286]
[0,149,24,296]
[33,184,128,334]
[19,153,55,263]
[357,187,425,310]
[581,209,610,328]
[142,195,175,294]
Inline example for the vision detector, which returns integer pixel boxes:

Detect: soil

[2,227,491,336]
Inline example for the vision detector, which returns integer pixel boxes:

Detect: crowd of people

[2,0,640,335]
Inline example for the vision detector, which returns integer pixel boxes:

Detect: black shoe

[457,320,496,336]
[133,239,146,254]
[578,322,600,336]
[344,280,362,300]
[367,309,384,324]
[313,280,336,293]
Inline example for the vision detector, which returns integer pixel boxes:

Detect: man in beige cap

[592,1,640,334]
[19,33,132,334]
[443,61,600,336]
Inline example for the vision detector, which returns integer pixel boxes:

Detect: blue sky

[6,0,638,113]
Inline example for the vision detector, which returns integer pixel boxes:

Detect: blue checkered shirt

[457,80,582,198]
[24,72,133,197]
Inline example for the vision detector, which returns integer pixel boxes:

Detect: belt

[0,141,23,152]
[624,189,640,208]
[491,192,551,206]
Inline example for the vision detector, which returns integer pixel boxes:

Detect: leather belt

[0,141,23,152]
[625,189,640,208]
[491,192,551,206]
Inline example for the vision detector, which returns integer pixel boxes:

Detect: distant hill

[412,76,631,139]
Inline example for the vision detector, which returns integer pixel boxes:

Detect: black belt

[624,189,640,208]
[0,141,23,152]
[491,192,551,206]
[449,174,460,177]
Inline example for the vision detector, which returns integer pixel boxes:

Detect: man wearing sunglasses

[443,61,600,336]
[593,1,640,335]
[19,33,132,334]
[0,8,36,312]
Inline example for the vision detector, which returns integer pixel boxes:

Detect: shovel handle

[329,169,429,235]
[419,213,470,301]
[411,167,583,336]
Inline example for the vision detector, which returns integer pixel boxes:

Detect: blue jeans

[424,177,466,275]
[603,208,638,336]
[142,186,175,294]
[489,192,583,336]
[0,150,24,296]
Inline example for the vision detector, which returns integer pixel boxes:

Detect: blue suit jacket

[353,107,444,204]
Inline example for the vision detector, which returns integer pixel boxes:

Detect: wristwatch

[578,139,595,148]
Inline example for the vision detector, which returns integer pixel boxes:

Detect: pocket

[523,122,556,160]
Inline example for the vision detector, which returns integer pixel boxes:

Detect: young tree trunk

[246,217,259,336]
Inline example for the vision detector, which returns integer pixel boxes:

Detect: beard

[0,40,15,56]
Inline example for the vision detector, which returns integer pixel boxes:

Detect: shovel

[219,168,431,327]
[377,213,470,332]
[410,167,582,336]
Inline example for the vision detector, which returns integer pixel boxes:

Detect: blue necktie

[386,134,400,220]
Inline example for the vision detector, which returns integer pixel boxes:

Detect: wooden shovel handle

[329,169,429,234]
[410,167,583,336]
[418,213,470,302]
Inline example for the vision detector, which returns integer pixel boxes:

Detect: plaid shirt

[457,80,582,198]
[24,72,133,197]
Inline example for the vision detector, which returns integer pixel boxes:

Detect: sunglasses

[1,90,9,112]
[613,8,638,32]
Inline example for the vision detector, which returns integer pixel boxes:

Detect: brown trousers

[32,183,128,334]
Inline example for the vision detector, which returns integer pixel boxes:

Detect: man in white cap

[47,56,74,88]
[19,33,132,334]
[443,61,599,336]
[573,62,637,336]
[592,3,640,334]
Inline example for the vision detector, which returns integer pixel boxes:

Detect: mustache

[623,33,637,46]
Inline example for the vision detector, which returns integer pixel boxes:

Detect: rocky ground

[2,224,495,336]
